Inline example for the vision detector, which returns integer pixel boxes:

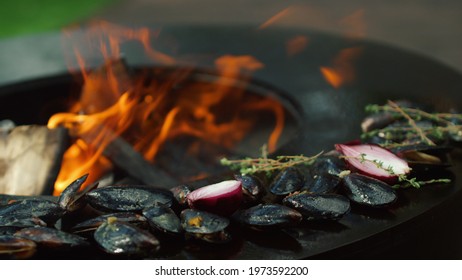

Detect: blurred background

[1,0,461,72]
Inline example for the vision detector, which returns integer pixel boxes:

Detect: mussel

[391,144,453,170]
[86,185,173,212]
[58,174,89,211]
[310,151,347,177]
[342,173,397,207]
[142,206,183,236]
[235,174,265,204]
[0,217,47,236]
[70,212,148,234]
[302,173,341,194]
[14,227,89,249]
[232,204,302,230]
[180,209,230,243]
[269,167,304,196]
[170,185,192,207]
[94,217,160,256]
[0,235,37,259]
[0,199,65,225]
[283,192,350,220]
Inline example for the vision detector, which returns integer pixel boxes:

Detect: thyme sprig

[387,100,435,145]
[365,102,462,124]
[396,175,451,189]
[364,100,462,146]
[220,145,322,176]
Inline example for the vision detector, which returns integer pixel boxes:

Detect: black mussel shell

[94,218,160,256]
[14,227,89,249]
[302,173,341,194]
[170,185,191,207]
[0,216,47,228]
[269,167,304,196]
[310,151,347,177]
[71,212,148,234]
[0,227,22,236]
[0,235,37,259]
[390,144,453,170]
[0,199,65,225]
[283,193,350,220]
[58,174,88,211]
[342,173,397,207]
[390,143,452,155]
[65,182,100,213]
[86,185,173,212]
[180,209,229,234]
[143,206,183,236]
[0,194,32,206]
[232,204,302,230]
[180,209,230,244]
[235,174,265,204]
[361,112,395,133]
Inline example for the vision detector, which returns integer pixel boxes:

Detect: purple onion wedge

[187,180,242,216]
[335,143,411,182]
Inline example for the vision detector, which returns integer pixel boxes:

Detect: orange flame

[258,7,292,30]
[320,47,362,89]
[48,23,286,194]
[286,35,309,57]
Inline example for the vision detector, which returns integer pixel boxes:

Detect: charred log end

[0,125,68,195]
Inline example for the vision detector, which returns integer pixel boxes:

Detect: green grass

[0,0,114,38]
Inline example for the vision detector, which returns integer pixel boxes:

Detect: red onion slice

[335,144,411,181]
[186,180,242,216]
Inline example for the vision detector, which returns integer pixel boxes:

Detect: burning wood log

[102,135,178,187]
[0,124,68,196]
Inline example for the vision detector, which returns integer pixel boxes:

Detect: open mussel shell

[14,227,89,249]
[170,185,191,207]
[391,144,453,171]
[232,204,302,231]
[58,173,88,211]
[70,212,148,235]
[283,193,350,221]
[180,209,231,244]
[269,167,304,196]
[142,205,183,236]
[86,185,173,212]
[0,199,65,225]
[342,173,397,208]
[94,217,160,256]
[235,174,266,204]
[0,235,37,259]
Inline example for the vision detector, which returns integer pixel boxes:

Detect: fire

[258,7,292,30]
[48,23,286,195]
[286,35,309,57]
[320,47,362,89]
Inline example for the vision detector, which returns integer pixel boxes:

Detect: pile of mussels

[0,101,460,259]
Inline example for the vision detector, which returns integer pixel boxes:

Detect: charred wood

[0,125,68,196]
